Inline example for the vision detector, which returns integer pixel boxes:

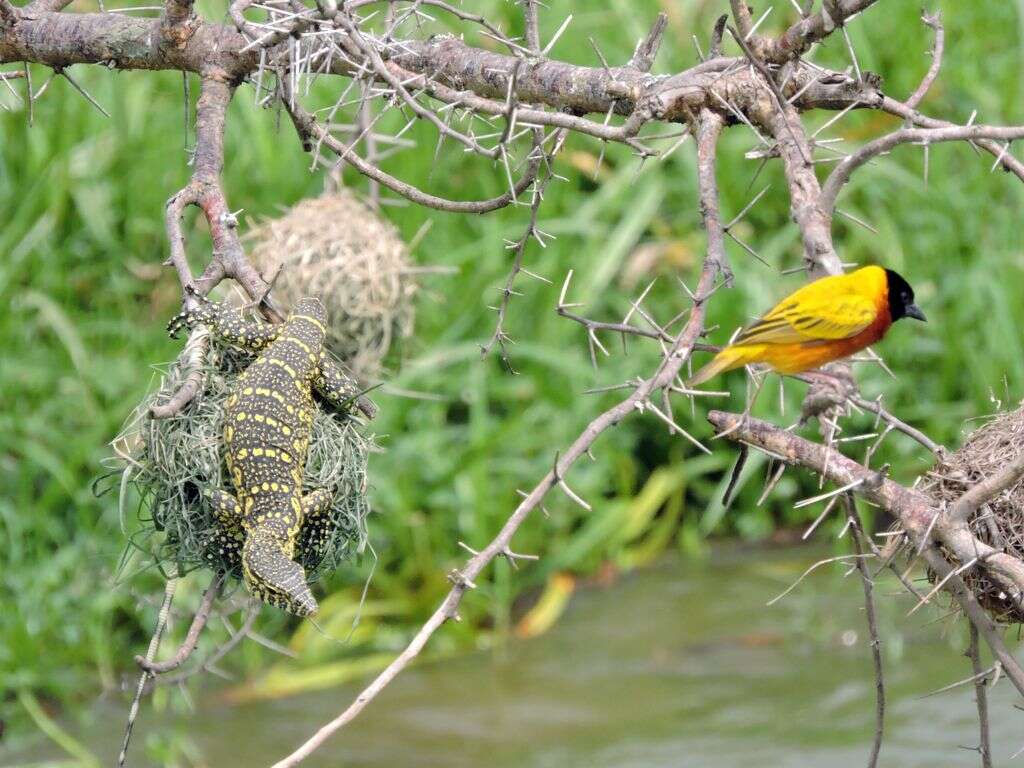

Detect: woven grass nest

[114,336,373,583]
[919,401,1024,623]
[246,190,417,378]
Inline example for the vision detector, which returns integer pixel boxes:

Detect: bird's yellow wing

[735,288,878,345]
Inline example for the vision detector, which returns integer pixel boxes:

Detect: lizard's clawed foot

[166,291,216,338]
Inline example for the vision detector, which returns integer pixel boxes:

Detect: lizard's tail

[242,529,319,617]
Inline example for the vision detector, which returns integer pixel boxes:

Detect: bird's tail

[687,346,757,387]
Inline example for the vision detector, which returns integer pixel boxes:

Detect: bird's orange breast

[760,298,892,374]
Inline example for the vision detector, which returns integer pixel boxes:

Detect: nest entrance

[919,402,1024,623]
[114,338,372,583]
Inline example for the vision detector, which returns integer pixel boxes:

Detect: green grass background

[2,0,1024,750]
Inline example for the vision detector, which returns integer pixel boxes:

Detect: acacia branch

[881,98,1024,181]
[846,393,942,454]
[967,623,993,768]
[161,0,199,50]
[149,326,210,418]
[756,0,882,63]
[161,75,275,308]
[0,0,20,26]
[948,452,1024,525]
[135,572,222,674]
[270,122,732,764]
[922,548,1024,697]
[8,3,1024,764]
[284,97,540,213]
[629,12,667,73]
[904,11,944,110]
[696,109,731,282]
[821,124,1024,214]
[847,497,884,768]
[707,410,1024,697]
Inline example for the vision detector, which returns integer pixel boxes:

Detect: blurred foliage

[2,0,1024,749]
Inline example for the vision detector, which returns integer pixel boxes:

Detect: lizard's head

[290,297,328,346]
[243,530,319,617]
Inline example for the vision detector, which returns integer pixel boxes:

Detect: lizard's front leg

[313,351,377,419]
[168,294,280,354]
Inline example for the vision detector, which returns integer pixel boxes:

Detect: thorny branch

[847,496,884,768]
[707,411,1024,698]
[134,572,223,674]
[967,623,993,768]
[904,11,944,111]
[271,190,728,768]
[5,0,1024,765]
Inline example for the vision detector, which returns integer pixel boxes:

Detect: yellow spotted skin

[168,295,376,616]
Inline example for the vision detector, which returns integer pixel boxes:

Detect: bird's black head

[884,269,926,322]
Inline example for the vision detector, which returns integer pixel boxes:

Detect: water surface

[10,545,1024,767]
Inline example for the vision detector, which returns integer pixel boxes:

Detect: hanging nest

[112,334,373,583]
[246,191,417,377]
[918,401,1024,623]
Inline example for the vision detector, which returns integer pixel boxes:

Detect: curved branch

[880,96,1024,182]
[847,393,941,454]
[949,451,1024,525]
[284,98,539,214]
[135,573,223,674]
[149,326,210,418]
[707,410,1024,696]
[757,0,882,63]
[270,151,730,764]
[904,11,944,110]
[756,88,843,276]
[153,602,260,690]
[820,124,1024,214]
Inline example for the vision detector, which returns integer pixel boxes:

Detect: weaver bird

[689,265,925,386]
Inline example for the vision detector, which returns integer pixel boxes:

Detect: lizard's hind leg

[202,490,246,574]
[297,488,336,567]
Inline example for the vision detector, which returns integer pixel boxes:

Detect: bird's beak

[905,303,927,322]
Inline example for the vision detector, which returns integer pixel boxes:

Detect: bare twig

[846,392,941,454]
[757,0,883,63]
[270,148,729,766]
[154,602,260,689]
[968,622,993,768]
[821,124,1024,214]
[949,451,1024,524]
[904,11,944,110]
[150,326,210,418]
[708,410,1024,697]
[118,576,177,768]
[696,110,732,283]
[135,573,222,674]
[629,12,667,73]
[847,495,884,768]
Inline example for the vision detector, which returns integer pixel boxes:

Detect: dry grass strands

[246,191,417,378]
[919,401,1024,623]
[113,339,373,584]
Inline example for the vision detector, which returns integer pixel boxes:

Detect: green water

[9,546,1024,767]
